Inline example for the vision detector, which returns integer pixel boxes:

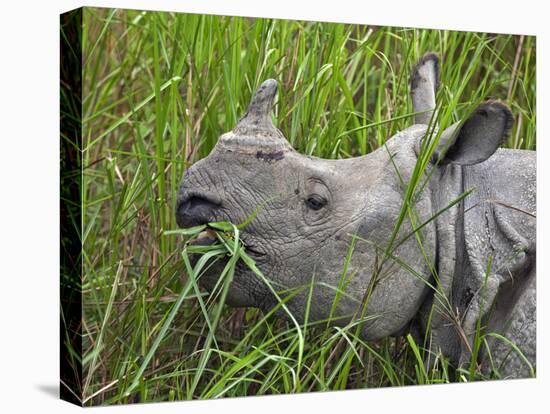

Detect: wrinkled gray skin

[176,53,536,378]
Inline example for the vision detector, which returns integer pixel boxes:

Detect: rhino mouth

[189,228,266,258]
[185,228,267,308]
[243,242,266,258]
[189,228,218,246]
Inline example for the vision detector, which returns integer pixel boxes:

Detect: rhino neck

[422,150,537,365]
[417,162,466,363]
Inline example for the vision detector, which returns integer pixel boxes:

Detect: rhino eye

[305,194,327,210]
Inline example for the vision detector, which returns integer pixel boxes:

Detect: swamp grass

[69,7,536,405]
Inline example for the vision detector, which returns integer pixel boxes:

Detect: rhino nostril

[176,195,221,228]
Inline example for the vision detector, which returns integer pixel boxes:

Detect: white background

[0,0,547,412]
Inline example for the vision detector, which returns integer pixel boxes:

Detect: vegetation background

[71,6,535,405]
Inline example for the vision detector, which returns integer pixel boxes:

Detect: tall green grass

[78,7,536,405]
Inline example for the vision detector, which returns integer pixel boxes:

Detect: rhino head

[175,54,513,341]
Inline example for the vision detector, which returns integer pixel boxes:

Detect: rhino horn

[235,79,278,134]
[219,79,292,153]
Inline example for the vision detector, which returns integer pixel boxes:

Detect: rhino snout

[176,191,222,228]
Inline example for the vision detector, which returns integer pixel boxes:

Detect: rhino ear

[436,101,513,165]
[411,53,439,125]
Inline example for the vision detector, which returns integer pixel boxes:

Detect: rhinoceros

[175,53,536,378]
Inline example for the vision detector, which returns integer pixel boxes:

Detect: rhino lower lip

[190,229,218,246]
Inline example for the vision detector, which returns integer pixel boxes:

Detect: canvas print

[60,6,536,406]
